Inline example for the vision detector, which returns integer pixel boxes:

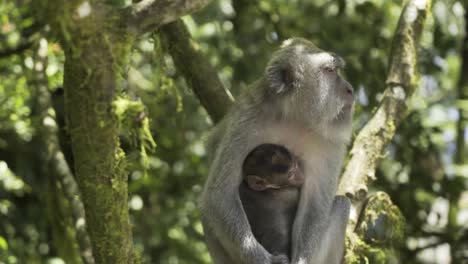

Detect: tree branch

[0,22,43,58]
[0,41,35,57]
[31,38,94,264]
[455,1,468,165]
[126,0,213,35]
[159,20,234,122]
[338,0,431,222]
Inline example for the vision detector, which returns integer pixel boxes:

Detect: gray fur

[200,38,354,264]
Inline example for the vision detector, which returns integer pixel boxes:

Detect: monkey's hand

[271,254,290,264]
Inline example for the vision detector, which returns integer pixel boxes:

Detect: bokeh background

[0,0,467,263]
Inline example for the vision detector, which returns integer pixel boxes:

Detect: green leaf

[0,236,8,250]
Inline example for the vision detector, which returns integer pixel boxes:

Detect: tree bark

[450,1,468,258]
[160,20,234,123]
[336,0,431,261]
[29,38,94,264]
[455,1,468,167]
[62,23,137,264]
[338,0,430,206]
[33,0,214,262]
[126,0,213,35]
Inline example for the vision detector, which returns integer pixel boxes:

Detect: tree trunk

[31,0,213,261]
[39,4,139,262]
[63,26,137,262]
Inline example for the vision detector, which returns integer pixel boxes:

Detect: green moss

[113,97,156,173]
[345,232,392,264]
[345,192,405,264]
[59,9,140,261]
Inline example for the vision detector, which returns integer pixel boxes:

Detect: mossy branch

[337,0,431,219]
[160,20,235,123]
[337,1,431,259]
[126,0,213,35]
[31,39,94,264]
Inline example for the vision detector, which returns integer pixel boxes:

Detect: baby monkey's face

[243,144,304,191]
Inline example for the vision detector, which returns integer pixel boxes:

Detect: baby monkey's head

[242,144,304,191]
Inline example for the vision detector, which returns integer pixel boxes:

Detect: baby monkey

[239,143,304,262]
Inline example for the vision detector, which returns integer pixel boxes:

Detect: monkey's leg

[321,196,351,264]
[290,202,329,263]
[290,173,341,264]
[291,209,329,263]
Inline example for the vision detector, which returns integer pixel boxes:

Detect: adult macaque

[200,38,354,264]
[240,144,304,262]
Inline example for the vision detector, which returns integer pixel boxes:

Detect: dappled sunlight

[0,0,466,263]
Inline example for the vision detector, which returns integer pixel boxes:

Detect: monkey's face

[265,38,354,142]
[304,52,354,126]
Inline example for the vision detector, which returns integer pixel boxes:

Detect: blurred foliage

[0,0,467,263]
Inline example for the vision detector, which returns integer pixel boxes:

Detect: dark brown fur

[240,144,304,258]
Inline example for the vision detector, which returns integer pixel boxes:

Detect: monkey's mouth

[342,104,353,112]
[342,100,355,112]
[335,103,354,121]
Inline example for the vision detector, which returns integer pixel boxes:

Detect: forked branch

[338,0,431,225]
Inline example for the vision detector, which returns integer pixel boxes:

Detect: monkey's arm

[290,194,330,263]
[201,190,272,263]
[205,118,228,162]
[291,183,349,264]
[201,135,274,264]
[201,184,273,263]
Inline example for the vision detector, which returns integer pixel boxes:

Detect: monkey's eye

[272,164,289,173]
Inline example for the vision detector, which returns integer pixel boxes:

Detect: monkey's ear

[265,58,303,95]
[246,175,268,191]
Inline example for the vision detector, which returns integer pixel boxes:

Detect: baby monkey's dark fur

[240,144,304,260]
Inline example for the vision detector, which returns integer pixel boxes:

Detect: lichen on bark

[32,0,215,262]
[345,192,405,264]
[58,4,138,263]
